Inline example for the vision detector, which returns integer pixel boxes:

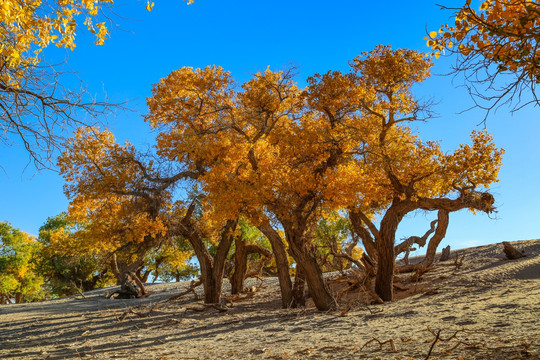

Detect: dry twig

[360,337,397,352]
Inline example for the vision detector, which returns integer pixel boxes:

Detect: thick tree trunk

[201,264,222,303]
[179,213,237,304]
[375,207,401,302]
[258,224,294,308]
[287,231,337,311]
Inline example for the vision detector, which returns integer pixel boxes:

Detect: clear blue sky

[1,0,538,253]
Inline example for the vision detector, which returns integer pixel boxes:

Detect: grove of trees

[4,0,523,312]
[52,46,503,310]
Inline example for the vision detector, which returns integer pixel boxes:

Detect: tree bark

[286,230,337,311]
[178,208,237,304]
[349,210,378,261]
[231,236,248,295]
[258,223,294,308]
[375,206,401,302]
[292,264,306,307]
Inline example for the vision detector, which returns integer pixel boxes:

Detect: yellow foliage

[429,1,540,81]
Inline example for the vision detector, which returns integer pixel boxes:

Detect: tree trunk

[258,224,294,308]
[287,231,337,311]
[179,214,237,304]
[292,265,306,307]
[231,236,248,295]
[439,245,451,261]
[375,208,400,302]
[14,292,22,304]
[349,210,378,261]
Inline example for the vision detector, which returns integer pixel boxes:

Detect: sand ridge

[1,240,539,359]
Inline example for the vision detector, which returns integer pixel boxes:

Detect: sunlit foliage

[428,0,540,111]
[0,221,43,303]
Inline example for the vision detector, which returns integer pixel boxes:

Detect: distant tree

[428,0,540,115]
[36,214,113,298]
[0,222,43,304]
[141,235,196,283]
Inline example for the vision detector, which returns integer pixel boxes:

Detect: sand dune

[1,240,539,359]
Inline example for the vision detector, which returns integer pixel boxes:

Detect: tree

[58,127,198,296]
[36,213,113,298]
[343,46,504,300]
[428,0,540,114]
[0,221,43,304]
[145,48,502,308]
[141,235,196,283]
[229,219,273,295]
[145,65,338,309]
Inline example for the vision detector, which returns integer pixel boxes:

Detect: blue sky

[1,0,538,253]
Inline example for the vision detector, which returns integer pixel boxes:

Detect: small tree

[0,222,44,304]
[37,214,113,298]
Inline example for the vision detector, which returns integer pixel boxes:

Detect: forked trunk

[287,231,337,311]
[180,216,237,304]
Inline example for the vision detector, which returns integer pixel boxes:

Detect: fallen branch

[117,304,157,321]
[425,329,441,359]
[185,302,230,313]
[360,337,397,352]
[408,266,435,283]
[167,279,202,302]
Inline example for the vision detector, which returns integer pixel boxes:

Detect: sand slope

[1,240,539,360]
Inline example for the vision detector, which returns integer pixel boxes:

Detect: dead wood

[107,281,140,299]
[117,305,157,321]
[454,250,465,270]
[392,283,409,292]
[359,337,397,352]
[502,241,525,260]
[185,302,230,313]
[425,329,441,359]
[362,284,384,304]
[439,245,451,261]
[167,279,202,302]
[408,266,435,283]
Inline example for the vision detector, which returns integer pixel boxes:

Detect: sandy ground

[1,239,539,360]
